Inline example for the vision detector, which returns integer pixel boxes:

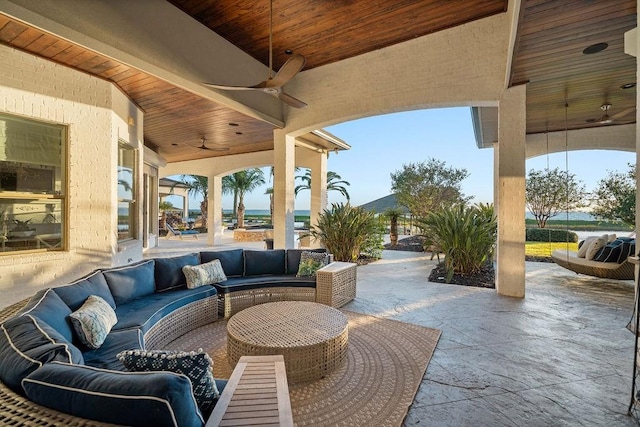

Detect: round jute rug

[165,310,441,427]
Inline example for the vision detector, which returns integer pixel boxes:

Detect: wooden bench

[206,355,293,427]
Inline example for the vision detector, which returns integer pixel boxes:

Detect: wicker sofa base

[144,295,219,349]
[219,286,316,318]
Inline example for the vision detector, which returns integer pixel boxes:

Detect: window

[0,113,66,253]
[118,141,137,241]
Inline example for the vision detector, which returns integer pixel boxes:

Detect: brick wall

[0,44,143,307]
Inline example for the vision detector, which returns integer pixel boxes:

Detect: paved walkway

[147,234,638,426]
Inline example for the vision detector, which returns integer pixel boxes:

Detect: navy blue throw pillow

[200,249,244,277]
[118,349,219,418]
[594,240,623,262]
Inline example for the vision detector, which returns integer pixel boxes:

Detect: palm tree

[383,207,404,248]
[170,175,208,224]
[222,175,239,218]
[223,169,266,228]
[294,170,351,201]
[158,200,173,229]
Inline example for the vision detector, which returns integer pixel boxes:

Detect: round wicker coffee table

[227,301,349,383]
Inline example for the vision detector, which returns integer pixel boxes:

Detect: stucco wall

[0,44,143,307]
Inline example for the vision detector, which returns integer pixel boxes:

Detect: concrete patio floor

[146,233,639,426]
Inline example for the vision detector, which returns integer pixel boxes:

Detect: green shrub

[306,203,382,262]
[526,228,578,243]
[416,204,496,281]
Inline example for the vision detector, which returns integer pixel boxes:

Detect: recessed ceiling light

[228,122,239,127]
[621,82,636,89]
[172,143,178,146]
[284,49,293,55]
[582,42,608,55]
[235,132,243,135]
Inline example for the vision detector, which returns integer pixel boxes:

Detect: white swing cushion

[577,236,596,258]
[585,236,607,260]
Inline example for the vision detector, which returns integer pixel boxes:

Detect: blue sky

[168,107,635,211]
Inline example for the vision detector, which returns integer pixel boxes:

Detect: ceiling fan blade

[278,91,307,108]
[267,54,306,88]
[611,106,636,120]
[202,82,260,91]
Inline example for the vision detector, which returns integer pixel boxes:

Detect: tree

[591,163,636,226]
[525,168,587,228]
[170,175,208,224]
[222,169,266,228]
[295,170,351,201]
[158,200,173,229]
[383,207,404,248]
[390,158,470,219]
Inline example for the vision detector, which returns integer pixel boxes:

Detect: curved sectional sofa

[0,248,357,427]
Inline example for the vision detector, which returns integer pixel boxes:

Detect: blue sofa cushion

[111,286,217,336]
[154,253,200,292]
[103,260,156,305]
[0,315,83,394]
[82,328,143,370]
[286,248,327,275]
[22,362,204,427]
[18,289,74,343]
[214,275,315,294]
[118,349,219,417]
[244,250,286,276]
[200,249,244,277]
[53,271,116,311]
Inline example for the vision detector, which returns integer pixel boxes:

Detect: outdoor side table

[227,301,349,383]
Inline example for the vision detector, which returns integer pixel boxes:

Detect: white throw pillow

[69,295,118,349]
[182,259,227,288]
[586,237,607,260]
[577,236,596,258]
[607,233,617,242]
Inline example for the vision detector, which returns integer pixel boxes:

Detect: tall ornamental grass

[417,204,497,281]
[306,203,381,262]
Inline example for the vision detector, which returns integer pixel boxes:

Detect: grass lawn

[525,241,578,257]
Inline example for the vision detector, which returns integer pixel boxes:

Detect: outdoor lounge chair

[165,222,199,240]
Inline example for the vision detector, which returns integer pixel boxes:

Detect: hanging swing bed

[544,100,635,281]
[551,245,635,280]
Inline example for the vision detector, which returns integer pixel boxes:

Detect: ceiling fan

[202,0,307,108]
[592,103,635,125]
[187,136,229,152]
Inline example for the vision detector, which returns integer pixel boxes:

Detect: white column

[496,84,526,298]
[273,130,296,248]
[209,174,223,246]
[309,150,328,248]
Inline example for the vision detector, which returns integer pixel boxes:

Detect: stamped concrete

[106,236,640,425]
[347,250,637,427]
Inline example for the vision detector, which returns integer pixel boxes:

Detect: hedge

[526,228,578,243]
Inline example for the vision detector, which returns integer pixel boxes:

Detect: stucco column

[273,130,296,248]
[207,174,223,246]
[496,84,527,298]
[309,150,328,248]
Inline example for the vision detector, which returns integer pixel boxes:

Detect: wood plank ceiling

[510,0,637,134]
[1,0,635,160]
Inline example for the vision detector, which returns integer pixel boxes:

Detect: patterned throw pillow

[117,349,219,417]
[296,251,330,277]
[68,295,118,349]
[182,259,227,289]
